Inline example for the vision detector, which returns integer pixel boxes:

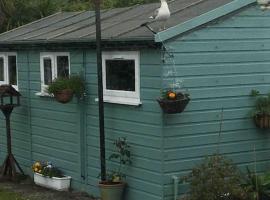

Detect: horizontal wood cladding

[162,5,270,199]
[0,48,164,200]
[84,49,164,200]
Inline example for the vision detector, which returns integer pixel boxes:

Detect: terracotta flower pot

[254,114,270,129]
[54,89,73,104]
[99,181,125,200]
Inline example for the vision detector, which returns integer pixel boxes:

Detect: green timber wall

[0,48,164,200]
[162,5,270,200]
[85,49,163,200]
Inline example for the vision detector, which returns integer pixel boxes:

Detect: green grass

[0,188,27,200]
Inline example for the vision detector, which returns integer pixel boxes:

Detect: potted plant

[157,90,190,114]
[32,161,71,191]
[250,90,270,129]
[47,75,85,103]
[99,137,132,200]
[243,167,270,200]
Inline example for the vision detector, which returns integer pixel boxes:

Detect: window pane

[0,58,4,81]
[44,58,52,85]
[57,56,69,78]
[8,56,17,85]
[105,60,135,91]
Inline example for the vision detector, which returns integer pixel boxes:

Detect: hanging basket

[54,89,73,104]
[254,114,270,129]
[157,94,190,114]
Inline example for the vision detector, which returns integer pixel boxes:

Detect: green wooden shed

[0,0,270,200]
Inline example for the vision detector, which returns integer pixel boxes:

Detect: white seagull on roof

[150,0,170,30]
[150,0,170,21]
[140,0,170,33]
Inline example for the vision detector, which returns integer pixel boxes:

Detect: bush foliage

[181,154,251,200]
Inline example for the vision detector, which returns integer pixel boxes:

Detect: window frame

[102,51,140,105]
[0,52,18,90]
[40,52,70,93]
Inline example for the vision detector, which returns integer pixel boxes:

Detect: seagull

[141,0,170,32]
[150,0,170,30]
[150,0,170,21]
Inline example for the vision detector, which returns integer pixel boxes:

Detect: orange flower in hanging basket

[157,91,190,114]
[168,91,177,100]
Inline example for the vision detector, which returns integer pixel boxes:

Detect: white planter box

[34,172,71,191]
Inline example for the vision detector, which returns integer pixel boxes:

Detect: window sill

[35,92,53,97]
[95,96,142,106]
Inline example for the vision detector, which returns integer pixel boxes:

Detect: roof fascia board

[155,0,256,42]
[0,40,159,50]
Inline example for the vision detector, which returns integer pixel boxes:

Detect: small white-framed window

[0,53,18,90]
[102,51,140,105]
[40,52,70,93]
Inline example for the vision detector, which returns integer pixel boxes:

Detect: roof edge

[155,0,256,42]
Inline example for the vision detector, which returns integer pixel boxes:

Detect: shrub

[181,154,251,200]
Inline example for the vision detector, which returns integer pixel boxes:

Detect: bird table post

[94,0,106,182]
[0,85,24,180]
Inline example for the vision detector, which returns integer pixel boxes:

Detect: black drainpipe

[94,0,106,182]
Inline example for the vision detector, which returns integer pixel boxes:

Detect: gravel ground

[0,177,97,200]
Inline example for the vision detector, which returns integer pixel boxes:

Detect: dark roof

[0,85,21,97]
[0,0,235,44]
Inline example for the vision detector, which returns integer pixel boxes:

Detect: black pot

[157,96,190,114]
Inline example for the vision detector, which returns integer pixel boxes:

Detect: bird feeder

[0,85,24,179]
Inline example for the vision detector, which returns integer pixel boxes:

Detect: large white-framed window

[0,53,18,90]
[40,52,70,93]
[102,51,140,105]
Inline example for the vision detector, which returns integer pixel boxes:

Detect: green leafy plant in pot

[250,90,270,129]
[243,167,270,200]
[47,75,85,104]
[99,137,132,200]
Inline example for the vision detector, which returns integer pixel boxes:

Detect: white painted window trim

[0,52,18,90]
[39,52,70,94]
[102,51,141,105]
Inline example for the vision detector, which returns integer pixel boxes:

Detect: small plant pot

[157,96,190,114]
[54,89,73,103]
[254,114,270,129]
[99,181,126,200]
[34,172,71,191]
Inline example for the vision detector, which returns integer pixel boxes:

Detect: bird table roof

[0,85,21,97]
[0,0,236,44]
